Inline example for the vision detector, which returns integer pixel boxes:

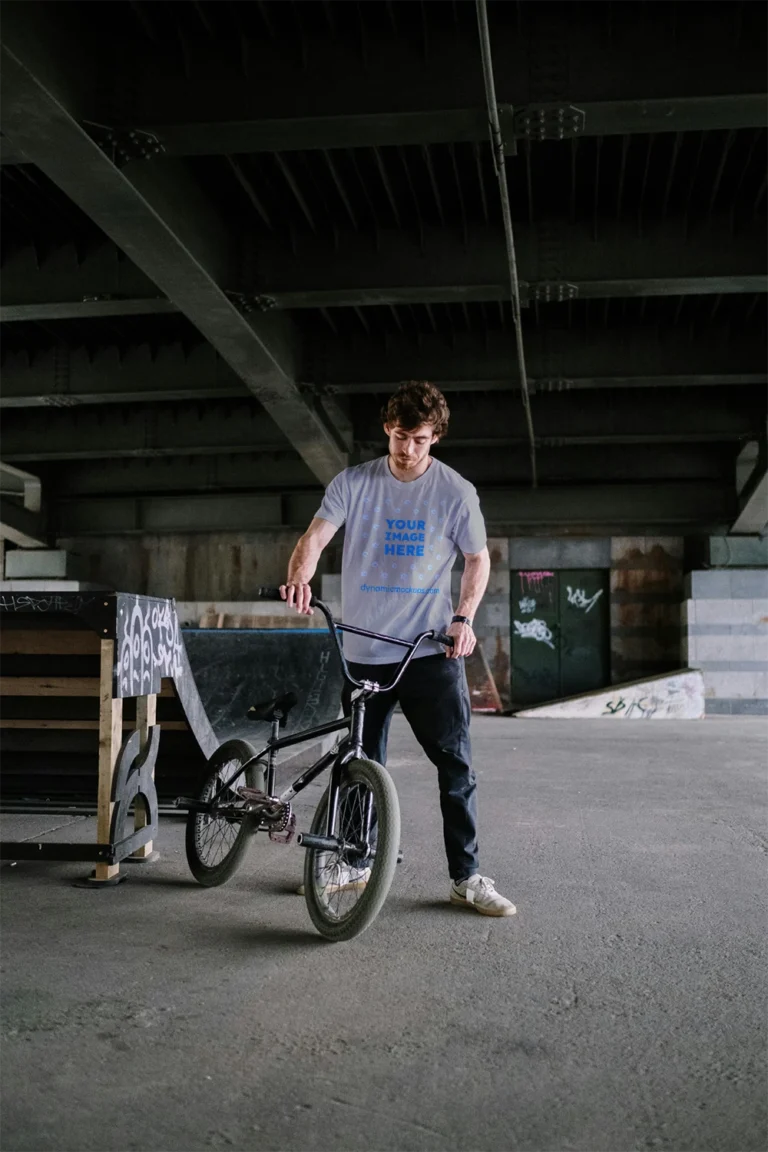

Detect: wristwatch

[452,614,473,627]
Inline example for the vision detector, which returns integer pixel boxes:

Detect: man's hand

[280,582,314,615]
[445,620,476,659]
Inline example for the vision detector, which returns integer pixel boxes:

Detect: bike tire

[303,757,400,943]
[185,738,260,887]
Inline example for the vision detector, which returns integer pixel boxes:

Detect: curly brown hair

[380,381,450,439]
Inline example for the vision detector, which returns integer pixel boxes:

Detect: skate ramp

[514,669,705,719]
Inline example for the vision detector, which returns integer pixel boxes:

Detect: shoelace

[475,876,497,895]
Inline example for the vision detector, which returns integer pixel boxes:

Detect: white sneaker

[450,874,517,917]
[296,864,371,897]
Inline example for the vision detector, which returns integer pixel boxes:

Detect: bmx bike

[178,587,454,942]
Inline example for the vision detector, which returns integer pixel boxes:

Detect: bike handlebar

[256,585,454,694]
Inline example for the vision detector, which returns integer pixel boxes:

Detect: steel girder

[53,482,735,537]
[41,443,735,498]
[2,388,762,462]
[0,18,346,484]
[239,221,766,308]
[67,8,766,149]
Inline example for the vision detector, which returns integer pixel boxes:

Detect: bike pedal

[237,786,267,802]
[269,813,297,845]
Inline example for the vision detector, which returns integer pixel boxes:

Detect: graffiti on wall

[518,597,537,614]
[518,571,554,594]
[513,618,555,650]
[566,586,604,613]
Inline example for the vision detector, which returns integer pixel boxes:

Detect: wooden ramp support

[0,591,218,883]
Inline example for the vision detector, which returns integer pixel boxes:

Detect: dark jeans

[342,654,479,882]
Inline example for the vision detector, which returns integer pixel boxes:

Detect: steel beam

[0,401,291,462]
[42,443,734,498]
[0,15,345,485]
[310,328,767,390]
[53,482,735,537]
[731,439,768,535]
[0,499,47,547]
[5,222,764,321]
[350,388,765,447]
[105,95,767,155]
[4,328,764,408]
[241,221,767,309]
[43,453,317,496]
[0,243,160,309]
[2,388,762,463]
[0,133,27,165]
[0,345,246,407]
[84,8,765,146]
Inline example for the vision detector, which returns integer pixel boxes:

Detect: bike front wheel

[303,757,400,943]
[185,738,261,887]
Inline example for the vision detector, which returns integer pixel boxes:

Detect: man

[281,380,516,917]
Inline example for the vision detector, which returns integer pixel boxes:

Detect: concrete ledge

[685,570,768,600]
[705,698,768,715]
[515,669,704,719]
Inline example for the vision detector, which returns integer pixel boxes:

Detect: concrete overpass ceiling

[0,0,766,534]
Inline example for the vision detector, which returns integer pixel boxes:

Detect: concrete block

[708,536,768,568]
[694,599,750,625]
[730,570,768,599]
[4,549,87,580]
[485,568,510,597]
[751,599,768,620]
[321,574,342,602]
[696,635,756,663]
[1,579,98,592]
[681,600,695,625]
[685,571,733,599]
[515,669,704,719]
[509,536,610,570]
[487,537,509,568]
[702,670,761,699]
[477,601,509,628]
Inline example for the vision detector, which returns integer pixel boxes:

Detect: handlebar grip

[432,630,455,648]
[256,586,284,602]
[256,585,316,606]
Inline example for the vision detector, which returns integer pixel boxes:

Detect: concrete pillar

[610,537,684,684]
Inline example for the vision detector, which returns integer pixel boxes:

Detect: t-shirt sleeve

[315,470,347,528]
[451,488,487,554]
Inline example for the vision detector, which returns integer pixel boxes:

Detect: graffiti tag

[519,597,537,614]
[603,694,660,718]
[519,571,554,594]
[566,586,604,613]
[514,618,555,650]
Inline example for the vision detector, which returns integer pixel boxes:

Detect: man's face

[384,421,438,472]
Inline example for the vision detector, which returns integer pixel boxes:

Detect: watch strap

[451,614,473,627]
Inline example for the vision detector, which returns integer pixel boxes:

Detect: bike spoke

[310,779,378,923]
[194,763,246,869]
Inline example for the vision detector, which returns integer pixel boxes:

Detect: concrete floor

[1,716,766,1152]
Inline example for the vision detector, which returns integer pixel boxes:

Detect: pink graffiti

[519,571,554,593]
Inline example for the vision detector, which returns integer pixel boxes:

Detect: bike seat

[247,691,299,727]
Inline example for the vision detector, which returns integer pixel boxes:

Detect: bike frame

[199,598,450,844]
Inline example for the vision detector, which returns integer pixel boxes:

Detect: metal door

[511,569,609,708]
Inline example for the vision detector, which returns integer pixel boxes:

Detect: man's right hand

[280,582,314,615]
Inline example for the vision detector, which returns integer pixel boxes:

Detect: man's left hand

[445,620,476,659]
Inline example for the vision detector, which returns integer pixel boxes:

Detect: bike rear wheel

[303,757,400,942]
[185,739,261,886]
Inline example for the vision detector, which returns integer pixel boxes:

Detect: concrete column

[610,537,684,684]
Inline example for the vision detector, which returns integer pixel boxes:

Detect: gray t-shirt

[316,456,486,663]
